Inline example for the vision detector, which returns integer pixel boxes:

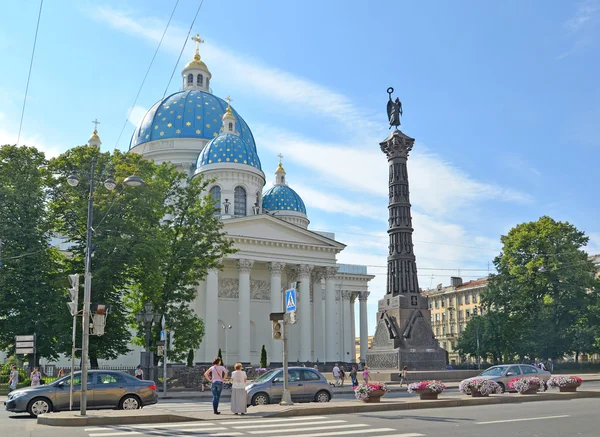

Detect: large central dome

[129,90,256,150]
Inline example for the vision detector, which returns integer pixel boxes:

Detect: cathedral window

[187,74,193,84]
[197,74,203,86]
[234,186,247,216]
[228,122,233,132]
[209,186,221,215]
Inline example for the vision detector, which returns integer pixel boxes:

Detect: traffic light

[90,304,111,336]
[67,274,80,316]
[272,320,282,340]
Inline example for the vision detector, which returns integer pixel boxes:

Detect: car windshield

[480,367,506,376]
[254,369,278,383]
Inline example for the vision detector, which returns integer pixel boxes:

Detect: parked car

[463,364,551,393]
[246,367,332,406]
[4,370,158,417]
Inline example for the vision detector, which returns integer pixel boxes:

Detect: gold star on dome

[160,131,164,136]
[167,123,172,127]
[186,122,191,126]
[206,124,211,128]
[197,115,201,119]
[177,115,182,119]
[176,129,181,134]
[196,129,201,134]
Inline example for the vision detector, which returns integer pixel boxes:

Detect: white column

[350,294,356,363]
[237,259,254,363]
[205,269,219,361]
[297,264,313,362]
[193,280,207,362]
[269,262,285,363]
[312,271,324,362]
[342,291,353,363]
[324,267,338,362]
[359,291,370,363]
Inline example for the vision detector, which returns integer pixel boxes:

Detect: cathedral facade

[126,39,373,365]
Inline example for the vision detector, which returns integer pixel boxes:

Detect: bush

[260,345,267,368]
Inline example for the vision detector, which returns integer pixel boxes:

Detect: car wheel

[315,390,331,403]
[27,397,52,417]
[251,393,270,406]
[119,395,141,410]
[498,383,506,394]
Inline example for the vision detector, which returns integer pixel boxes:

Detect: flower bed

[459,378,502,396]
[407,380,446,400]
[354,382,388,401]
[508,376,543,394]
[547,376,582,392]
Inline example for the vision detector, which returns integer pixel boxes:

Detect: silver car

[246,367,332,406]
[4,370,158,416]
[464,364,551,393]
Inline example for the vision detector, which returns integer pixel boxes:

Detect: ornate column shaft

[342,291,353,362]
[324,267,338,362]
[237,259,254,363]
[205,269,219,361]
[358,291,370,362]
[312,269,325,362]
[269,262,285,361]
[297,264,313,361]
[380,130,419,295]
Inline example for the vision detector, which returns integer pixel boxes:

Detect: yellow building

[422,277,488,365]
[355,336,373,363]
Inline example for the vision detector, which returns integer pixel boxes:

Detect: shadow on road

[356,412,475,424]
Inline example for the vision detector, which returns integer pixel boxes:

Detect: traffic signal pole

[280,312,292,406]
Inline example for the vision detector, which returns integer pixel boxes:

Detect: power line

[16,0,44,145]
[114,0,181,150]
[162,0,205,99]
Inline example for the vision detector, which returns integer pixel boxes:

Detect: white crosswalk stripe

[83,415,425,437]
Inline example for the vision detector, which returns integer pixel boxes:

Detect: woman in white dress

[230,362,247,414]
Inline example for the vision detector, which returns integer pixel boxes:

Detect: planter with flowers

[459,378,502,397]
[354,382,389,403]
[407,380,447,400]
[546,376,583,392]
[508,376,543,395]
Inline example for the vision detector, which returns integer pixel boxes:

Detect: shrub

[508,376,543,393]
[407,380,446,394]
[459,378,501,395]
[547,375,583,389]
[354,382,388,400]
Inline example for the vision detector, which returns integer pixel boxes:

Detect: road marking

[128,422,214,428]
[88,426,227,436]
[220,416,328,425]
[233,419,347,429]
[286,429,398,437]
[248,423,367,434]
[476,415,570,425]
[89,432,141,437]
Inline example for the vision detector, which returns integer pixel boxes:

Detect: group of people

[332,363,371,387]
[204,357,248,415]
[7,365,52,391]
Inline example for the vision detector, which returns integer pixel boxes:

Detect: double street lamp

[67,123,144,416]
[221,324,232,366]
[136,301,161,382]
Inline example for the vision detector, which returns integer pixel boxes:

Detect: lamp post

[67,123,144,416]
[136,301,161,382]
[221,324,232,366]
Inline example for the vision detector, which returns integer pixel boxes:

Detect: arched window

[234,186,247,216]
[228,122,233,132]
[187,74,193,84]
[209,186,221,215]
[197,74,203,86]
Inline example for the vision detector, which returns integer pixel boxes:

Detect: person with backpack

[399,365,408,387]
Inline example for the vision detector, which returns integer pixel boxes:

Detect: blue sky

[1,0,599,335]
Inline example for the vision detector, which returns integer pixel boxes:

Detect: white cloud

[127,105,147,127]
[566,0,599,34]
[0,124,63,158]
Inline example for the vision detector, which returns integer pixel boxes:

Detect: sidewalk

[37,388,600,426]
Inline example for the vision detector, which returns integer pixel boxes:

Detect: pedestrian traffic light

[272,320,282,340]
[67,274,80,316]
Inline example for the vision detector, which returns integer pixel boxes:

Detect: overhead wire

[16,0,44,145]
[113,0,181,150]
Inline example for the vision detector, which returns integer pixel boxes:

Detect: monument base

[366,348,446,371]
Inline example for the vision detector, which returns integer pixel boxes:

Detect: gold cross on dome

[225,96,233,105]
[191,34,204,56]
[277,153,284,164]
[92,118,100,133]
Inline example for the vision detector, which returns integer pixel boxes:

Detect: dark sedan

[4,370,158,416]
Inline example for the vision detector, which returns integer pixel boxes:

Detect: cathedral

[127,37,373,365]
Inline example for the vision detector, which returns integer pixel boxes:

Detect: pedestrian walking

[350,365,358,387]
[135,365,144,380]
[8,365,19,392]
[57,368,65,378]
[30,367,41,387]
[204,357,228,415]
[363,365,370,384]
[332,363,341,386]
[230,362,247,415]
[399,365,408,386]
[339,365,346,387]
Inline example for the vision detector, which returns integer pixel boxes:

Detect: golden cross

[92,119,100,133]
[191,33,204,56]
[225,96,233,105]
[277,153,284,164]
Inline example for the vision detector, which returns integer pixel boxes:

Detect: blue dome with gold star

[129,90,256,150]
[263,185,307,214]
[195,133,261,173]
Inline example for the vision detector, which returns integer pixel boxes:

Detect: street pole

[69,310,77,410]
[145,323,151,381]
[80,156,96,416]
[280,312,293,405]
[163,330,168,398]
[225,328,228,367]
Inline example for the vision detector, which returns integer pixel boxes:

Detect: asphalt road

[3,386,600,437]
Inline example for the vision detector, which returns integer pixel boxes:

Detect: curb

[37,413,199,427]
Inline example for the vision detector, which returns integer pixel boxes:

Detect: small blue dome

[130,90,256,150]
[263,185,307,214]
[195,133,261,173]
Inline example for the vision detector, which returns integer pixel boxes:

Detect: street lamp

[221,324,232,367]
[67,122,145,416]
[136,301,161,382]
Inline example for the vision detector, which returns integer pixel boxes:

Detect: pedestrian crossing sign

[285,288,296,312]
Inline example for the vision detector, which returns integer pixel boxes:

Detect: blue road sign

[285,288,297,312]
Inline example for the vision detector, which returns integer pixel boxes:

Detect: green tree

[260,345,267,368]
[187,349,194,367]
[0,145,68,364]
[483,216,600,361]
